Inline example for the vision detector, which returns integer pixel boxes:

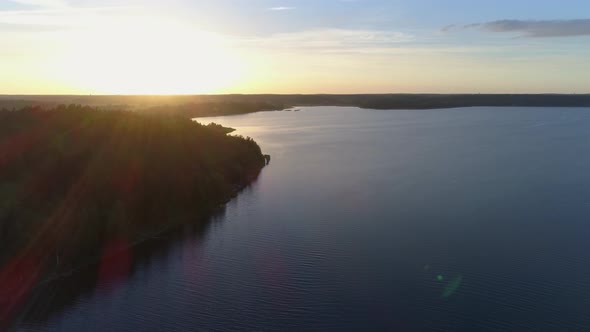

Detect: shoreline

[0,107,270,327]
[4,95,590,120]
[33,167,264,287]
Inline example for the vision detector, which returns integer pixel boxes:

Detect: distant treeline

[346,94,590,109]
[0,99,286,118]
[1,94,590,115]
[0,105,266,322]
[209,93,590,109]
[142,101,284,117]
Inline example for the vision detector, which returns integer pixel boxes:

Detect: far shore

[2,94,590,120]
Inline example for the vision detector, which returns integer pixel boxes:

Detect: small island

[0,105,267,298]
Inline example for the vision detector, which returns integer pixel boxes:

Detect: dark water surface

[13,106,590,331]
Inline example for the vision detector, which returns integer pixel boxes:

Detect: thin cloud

[0,6,132,33]
[9,0,67,8]
[268,6,295,11]
[235,29,413,53]
[448,19,590,38]
[440,24,456,33]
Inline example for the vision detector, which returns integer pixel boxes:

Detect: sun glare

[53,17,244,94]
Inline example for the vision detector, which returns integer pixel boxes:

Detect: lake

[13,106,590,331]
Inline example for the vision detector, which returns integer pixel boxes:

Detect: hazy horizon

[2,92,590,97]
[1,0,590,95]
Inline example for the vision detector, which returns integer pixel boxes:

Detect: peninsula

[0,105,267,310]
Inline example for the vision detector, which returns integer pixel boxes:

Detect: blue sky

[1,0,589,94]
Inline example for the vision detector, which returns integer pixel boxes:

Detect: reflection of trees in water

[12,178,258,327]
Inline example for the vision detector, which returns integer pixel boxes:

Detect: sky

[1,0,590,94]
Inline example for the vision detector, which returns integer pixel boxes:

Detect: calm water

[13,106,590,331]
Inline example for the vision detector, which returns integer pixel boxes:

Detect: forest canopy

[0,105,266,291]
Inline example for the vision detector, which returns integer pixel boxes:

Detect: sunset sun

[53,17,244,94]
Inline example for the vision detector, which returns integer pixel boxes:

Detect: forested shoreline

[0,105,267,324]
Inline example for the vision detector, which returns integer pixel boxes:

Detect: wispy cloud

[268,6,294,11]
[0,6,129,30]
[440,24,456,33]
[236,29,412,52]
[445,19,590,38]
[8,0,68,8]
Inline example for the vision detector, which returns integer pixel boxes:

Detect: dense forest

[0,105,267,324]
[0,97,287,117]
